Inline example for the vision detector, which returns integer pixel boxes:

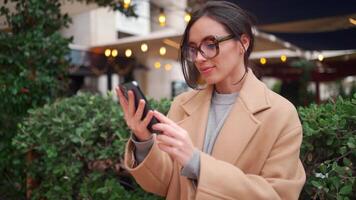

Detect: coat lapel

[212,69,271,163]
[211,97,260,163]
[176,86,213,150]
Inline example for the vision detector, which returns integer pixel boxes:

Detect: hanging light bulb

[111,49,118,57]
[280,55,287,62]
[154,61,161,69]
[159,47,166,56]
[125,49,132,58]
[184,12,191,22]
[123,0,131,9]
[105,49,111,57]
[158,8,166,27]
[141,43,148,52]
[318,54,324,61]
[260,57,267,65]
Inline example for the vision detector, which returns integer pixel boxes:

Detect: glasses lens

[200,39,217,59]
[186,46,197,62]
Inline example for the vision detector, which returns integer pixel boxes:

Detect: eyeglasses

[184,35,234,62]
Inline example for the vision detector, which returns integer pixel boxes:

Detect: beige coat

[124,69,306,200]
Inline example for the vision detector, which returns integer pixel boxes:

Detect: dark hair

[180,1,255,89]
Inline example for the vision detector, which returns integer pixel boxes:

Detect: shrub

[13,90,356,199]
[0,1,137,197]
[299,94,356,200]
[13,93,168,199]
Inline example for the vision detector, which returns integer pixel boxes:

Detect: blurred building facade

[61,0,188,100]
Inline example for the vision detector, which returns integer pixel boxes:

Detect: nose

[195,50,207,63]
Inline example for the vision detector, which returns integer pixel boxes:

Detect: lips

[199,66,215,75]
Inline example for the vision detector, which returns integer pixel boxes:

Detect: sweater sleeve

[130,134,154,164]
[181,148,201,180]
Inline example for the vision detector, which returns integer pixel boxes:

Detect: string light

[318,54,324,61]
[141,43,148,52]
[159,47,166,56]
[260,57,267,65]
[125,49,132,57]
[184,12,191,22]
[154,61,161,69]
[280,55,287,62]
[164,63,172,71]
[158,8,166,27]
[111,49,118,57]
[123,0,131,9]
[105,49,111,57]
[349,18,356,25]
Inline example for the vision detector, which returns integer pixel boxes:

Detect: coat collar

[180,68,271,116]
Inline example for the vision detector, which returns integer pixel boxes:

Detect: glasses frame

[185,34,235,62]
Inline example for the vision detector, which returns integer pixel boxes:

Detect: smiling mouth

[200,66,215,74]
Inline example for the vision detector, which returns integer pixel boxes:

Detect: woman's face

[188,16,248,88]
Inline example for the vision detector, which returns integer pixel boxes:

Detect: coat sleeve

[195,126,306,200]
[123,96,185,196]
[124,140,173,196]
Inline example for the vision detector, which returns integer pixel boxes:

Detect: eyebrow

[188,35,213,46]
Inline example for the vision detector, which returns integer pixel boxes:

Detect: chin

[203,76,220,85]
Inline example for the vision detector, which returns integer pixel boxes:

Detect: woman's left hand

[152,110,195,167]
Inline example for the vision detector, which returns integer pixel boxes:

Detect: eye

[187,46,197,53]
[206,43,216,49]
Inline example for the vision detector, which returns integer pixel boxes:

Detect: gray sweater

[131,90,238,180]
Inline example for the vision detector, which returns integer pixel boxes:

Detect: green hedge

[13,93,167,199]
[13,92,355,199]
[299,94,355,200]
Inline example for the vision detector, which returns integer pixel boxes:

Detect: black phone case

[119,81,160,133]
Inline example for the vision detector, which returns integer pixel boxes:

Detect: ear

[239,34,250,52]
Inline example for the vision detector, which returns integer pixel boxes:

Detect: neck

[215,67,247,94]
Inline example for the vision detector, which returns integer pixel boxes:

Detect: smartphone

[119,81,160,133]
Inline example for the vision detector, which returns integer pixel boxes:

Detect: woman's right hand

[115,86,154,141]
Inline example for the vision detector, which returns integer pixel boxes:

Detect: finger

[133,99,145,121]
[128,90,136,116]
[153,110,175,125]
[115,87,129,113]
[141,110,154,128]
[157,134,183,148]
[153,123,184,140]
[157,143,181,158]
[153,110,183,131]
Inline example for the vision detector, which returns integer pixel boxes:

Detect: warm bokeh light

[184,13,191,22]
[154,61,161,69]
[159,9,166,27]
[281,55,287,62]
[125,49,132,57]
[105,49,111,57]
[123,0,131,9]
[111,49,118,57]
[260,57,267,65]
[164,63,172,71]
[349,17,356,25]
[159,47,166,56]
[141,43,148,52]
[318,54,324,61]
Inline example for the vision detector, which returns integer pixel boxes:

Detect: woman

[115,1,306,199]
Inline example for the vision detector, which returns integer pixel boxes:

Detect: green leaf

[339,185,352,195]
[347,140,355,149]
[311,180,322,189]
